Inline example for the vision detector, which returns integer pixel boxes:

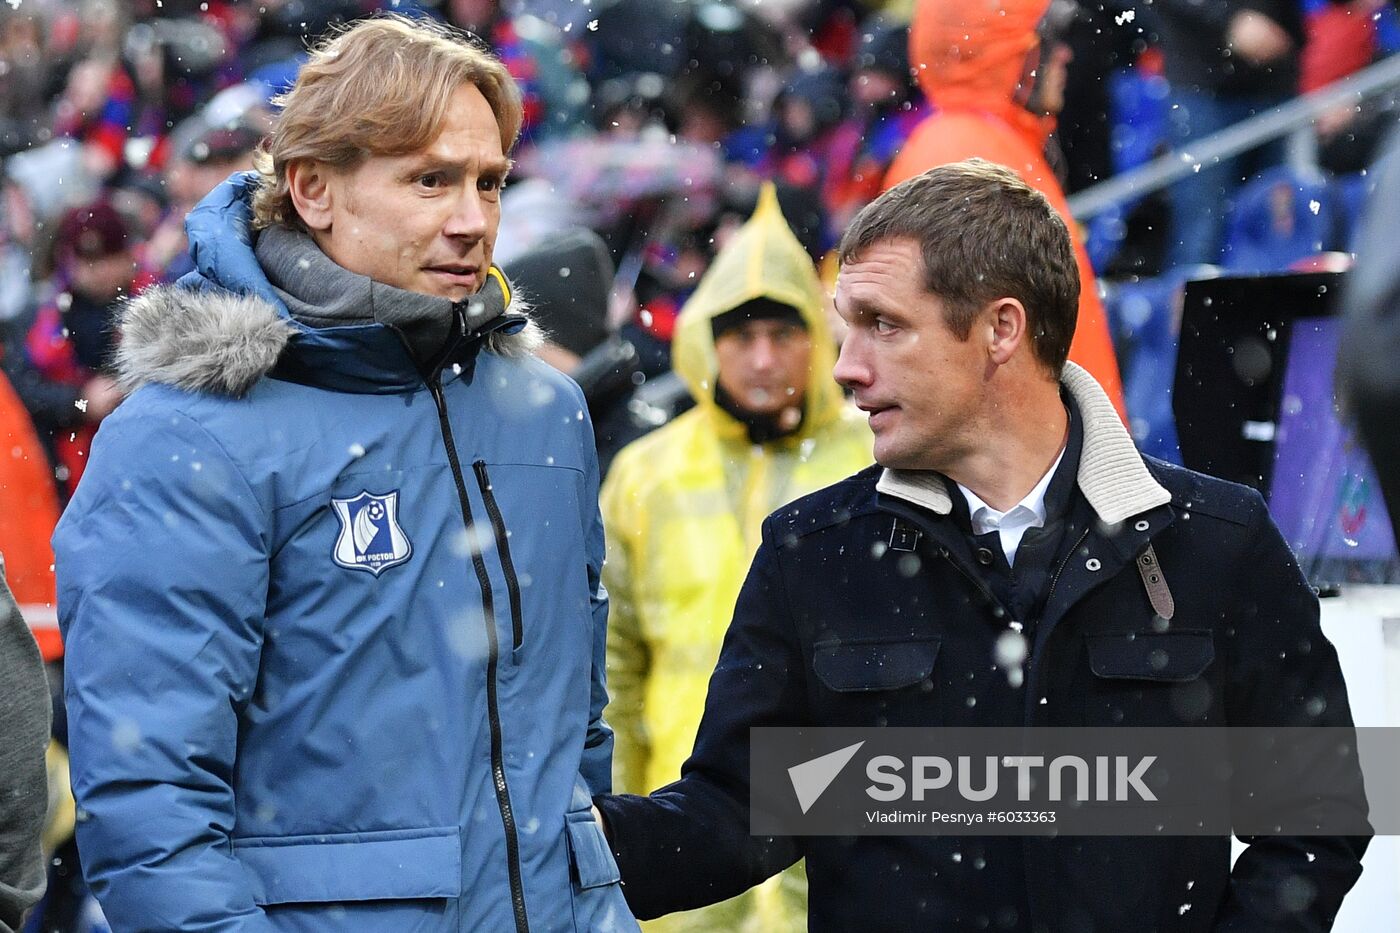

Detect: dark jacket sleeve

[1214,491,1370,932]
[0,561,51,930]
[578,398,615,798]
[1152,0,1303,96]
[1153,0,1304,46]
[595,518,803,919]
[0,321,81,435]
[1337,130,1400,536]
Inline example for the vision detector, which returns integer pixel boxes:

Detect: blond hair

[250,14,522,230]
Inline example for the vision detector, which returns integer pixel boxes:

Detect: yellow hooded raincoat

[602,185,872,932]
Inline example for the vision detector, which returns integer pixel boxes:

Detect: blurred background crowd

[0,0,1397,929]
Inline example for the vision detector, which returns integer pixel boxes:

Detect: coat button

[1085,558,1102,571]
[975,547,995,566]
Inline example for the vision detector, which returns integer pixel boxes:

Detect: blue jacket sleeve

[55,401,275,932]
[578,407,614,797]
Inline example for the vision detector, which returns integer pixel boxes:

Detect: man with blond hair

[56,16,635,931]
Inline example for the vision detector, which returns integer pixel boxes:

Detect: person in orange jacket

[0,367,61,662]
[885,0,1126,421]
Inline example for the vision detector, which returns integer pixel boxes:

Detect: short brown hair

[251,14,522,230]
[838,159,1079,375]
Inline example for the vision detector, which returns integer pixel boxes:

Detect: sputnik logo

[788,741,865,814]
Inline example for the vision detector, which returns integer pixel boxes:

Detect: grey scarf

[255,224,492,365]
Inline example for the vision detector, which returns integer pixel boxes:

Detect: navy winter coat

[598,364,1368,933]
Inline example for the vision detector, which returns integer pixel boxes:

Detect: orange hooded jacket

[0,369,60,660]
[885,0,1126,420]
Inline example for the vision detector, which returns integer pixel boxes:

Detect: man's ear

[986,297,1028,367]
[286,161,334,232]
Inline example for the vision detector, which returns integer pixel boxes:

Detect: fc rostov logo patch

[331,490,413,576]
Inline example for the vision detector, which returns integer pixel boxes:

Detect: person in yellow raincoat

[601,184,872,932]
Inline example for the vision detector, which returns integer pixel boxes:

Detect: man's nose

[749,335,778,370]
[833,333,868,388]
[444,189,488,239]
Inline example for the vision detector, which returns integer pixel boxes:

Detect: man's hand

[1316,104,1358,141]
[80,375,124,423]
[1228,10,1294,66]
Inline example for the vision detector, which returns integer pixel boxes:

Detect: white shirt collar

[955,446,1066,566]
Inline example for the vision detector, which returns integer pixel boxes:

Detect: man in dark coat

[594,158,1368,932]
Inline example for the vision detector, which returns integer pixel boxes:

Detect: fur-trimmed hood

[116,288,295,397]
[115,283,541,397]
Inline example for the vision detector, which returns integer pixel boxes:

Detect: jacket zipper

[473,459,524,653]
[1043,526,1092,614]
[429,377,530,933]
[1017,526,1095,715]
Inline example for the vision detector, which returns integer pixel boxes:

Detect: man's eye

[418,174,442,189]
[479,176,503,193]
[874,319,896,334]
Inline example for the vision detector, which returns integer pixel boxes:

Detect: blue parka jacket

[54,176,637,932]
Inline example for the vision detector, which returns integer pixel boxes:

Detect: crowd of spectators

[0,0,1397,928]
[1,0,1397,487]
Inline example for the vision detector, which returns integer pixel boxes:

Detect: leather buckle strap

[1136,544,1175,621]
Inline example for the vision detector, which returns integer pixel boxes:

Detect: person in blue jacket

[54,16,636,932]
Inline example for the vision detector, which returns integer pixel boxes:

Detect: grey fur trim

[116,286,296,397]
[485,295,544,357]
[117,286,540,396]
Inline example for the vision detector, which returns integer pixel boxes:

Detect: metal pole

[1067,53,1400,221]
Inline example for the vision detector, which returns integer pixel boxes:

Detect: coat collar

[876,362,1171,526]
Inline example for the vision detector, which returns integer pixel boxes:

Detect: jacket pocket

[812,636,941,692]
[565,810,621,890]
[1086,631,1215,682]
[233,826,461,905]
